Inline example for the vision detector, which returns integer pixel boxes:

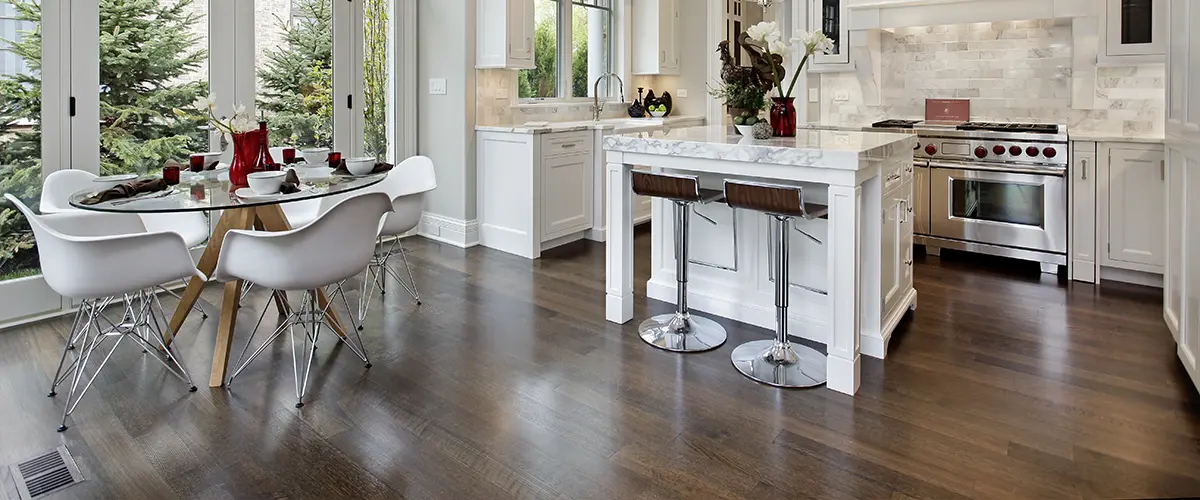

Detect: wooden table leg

[210,279,244,387]
[167,208,254,345]
[254,204,348,338]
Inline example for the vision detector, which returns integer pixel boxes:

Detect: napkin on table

[279,169,302,194]
[79,178,169,205]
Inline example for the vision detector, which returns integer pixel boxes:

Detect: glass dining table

[69,168,388,387]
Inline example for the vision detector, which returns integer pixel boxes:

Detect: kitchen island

[603,126,917,395]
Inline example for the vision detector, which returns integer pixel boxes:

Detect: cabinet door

[1105,146,1166,268]
[1167,0,1187,128]
[901,187,914,290]
[664,0,680,71]
[881,191,903,310]
[1107,0,1166,57]
[542,153,593,239]
[810,0,850,65]
[1166,148,1184,338]
[509,0,533,61]
[1071,151,1098,282]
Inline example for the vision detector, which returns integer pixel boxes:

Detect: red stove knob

[1026,146,1040,157]
[1043,147,1057,158]
[974,146,987,158]
[993,145,1006,155]
[1009,145,1022,156]
[925,144,938,155]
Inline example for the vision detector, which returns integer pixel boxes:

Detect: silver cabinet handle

[899,199,908,223]
[1081,159,1087,180]
[1161,159,1166,181]
[561,143,577,149]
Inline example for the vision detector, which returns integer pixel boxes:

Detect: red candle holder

[328,151,342,169]
[282,148,297,164]
[163,165,180,185]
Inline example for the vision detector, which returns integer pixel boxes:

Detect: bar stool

[631,170,728,353]
[723,179,829,388]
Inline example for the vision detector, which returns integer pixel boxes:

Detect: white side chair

[6,194,204,432]
[39,169,100,214]
[355,156,438,325]
[214,193,392,408]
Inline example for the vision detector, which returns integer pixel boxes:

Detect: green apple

[733,116,746,125]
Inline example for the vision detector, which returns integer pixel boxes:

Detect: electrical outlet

[497,87,509,99]
[809,88,820,103]
[834,90,850,101]
[429,78,447,95]
[677,89,688,98]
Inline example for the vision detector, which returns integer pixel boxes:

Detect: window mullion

[557,0,572,98]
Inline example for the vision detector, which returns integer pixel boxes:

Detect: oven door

[929,161,1067,254]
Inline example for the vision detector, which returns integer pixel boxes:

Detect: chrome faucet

[592,72,625,121]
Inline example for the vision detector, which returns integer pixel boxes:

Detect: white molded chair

[354,156,437,325]
[40,169,212,318]
[214,192,393,408]
[6,194,204,432]
[40,169,101,214]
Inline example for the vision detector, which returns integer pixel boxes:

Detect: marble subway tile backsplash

[476,68,629,126]
[822,20,1164,135]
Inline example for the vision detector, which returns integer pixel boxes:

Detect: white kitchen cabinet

[542,152,593,240]
[1164,0,1197,392]
[476,0,535,69]
[1099,0,1166,63]
[632,0,680,75]
[1099,143,1166,272]
[808,0,850,67]
[880,182,913,316]
[1070,143,1099,283]
[477,130,594,259]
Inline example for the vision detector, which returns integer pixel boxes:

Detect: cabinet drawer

[541,132,593,158]
[882,159,905,193]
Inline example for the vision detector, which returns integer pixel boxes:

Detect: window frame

[520,0,616,102]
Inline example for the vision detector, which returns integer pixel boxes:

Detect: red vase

[770,97,797,137]
[229,131,260,188]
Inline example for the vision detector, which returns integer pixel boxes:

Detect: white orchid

[232,104,246,116]
[193,94,216,112]
[755,0,778,10]
[746,21,781,46]
[792,29,835,56]
[230,114,256,134]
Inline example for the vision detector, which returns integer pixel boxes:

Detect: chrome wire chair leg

[49,296,120,397]
[227,288,371,408]
[638,201,727,353]
[328,282,362,334]
[357,238,421,325]
[731,216,827,389]
[239,281,254,305]
[158,279,206,319]
[57,289,195,432]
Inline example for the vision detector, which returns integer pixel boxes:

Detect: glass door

[1107,0,1166,57]
[810,0,848,65]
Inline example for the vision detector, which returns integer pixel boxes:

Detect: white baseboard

[419,212,479,248]
[1100,266,1163,288]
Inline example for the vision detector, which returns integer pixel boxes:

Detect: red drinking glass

[328,151,342,168]
[188,154,205,172]
[282,148,297,164]
[163,165,180,185]
[190,182,206,200]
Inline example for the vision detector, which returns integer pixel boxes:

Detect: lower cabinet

[1070,140,1166,285]
[881,181,914,318]
[477,130,595,259]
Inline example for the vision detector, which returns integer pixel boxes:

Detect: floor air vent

[9,447,84,499]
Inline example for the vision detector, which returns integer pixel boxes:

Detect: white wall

[418,0,478,230]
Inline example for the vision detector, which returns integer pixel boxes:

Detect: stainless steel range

[872,119,1068,272]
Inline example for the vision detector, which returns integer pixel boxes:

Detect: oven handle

[927,159,1066,177]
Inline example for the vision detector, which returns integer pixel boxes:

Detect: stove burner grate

[957,122,1059,134]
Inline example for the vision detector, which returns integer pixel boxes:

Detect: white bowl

[650,110,667,118]
[247,171,287,195]
[344,157,376,176]
[93,174,138,190]
[301,147,331,165]
[734,124,757,137]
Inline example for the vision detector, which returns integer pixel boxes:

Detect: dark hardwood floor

[1,230,1198,500]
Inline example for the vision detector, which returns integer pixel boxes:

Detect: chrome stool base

[731,339,827,388]
[638,313,727,353]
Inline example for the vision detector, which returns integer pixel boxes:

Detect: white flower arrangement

[744,22,835,99]
[192,95,257,138]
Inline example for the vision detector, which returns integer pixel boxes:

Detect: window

[257,0,334,150]
[519,0,613,100]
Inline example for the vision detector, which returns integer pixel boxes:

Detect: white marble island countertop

[476,115,704,135]
[604,125,916,169]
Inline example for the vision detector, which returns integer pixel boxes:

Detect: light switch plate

[497,87,509,99]
[809,88,820,103]
[834,90,850,101]
[429,78,447,95]
[677,89,688,98]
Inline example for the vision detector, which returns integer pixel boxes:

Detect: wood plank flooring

[0,230,1197,500]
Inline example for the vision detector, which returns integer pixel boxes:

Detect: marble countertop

[604,125,916,169]
[476,115,705,135]
[1069,130,1164,144]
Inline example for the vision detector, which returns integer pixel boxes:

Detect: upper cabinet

[632,0,681,75]
[477,0,536,70]
[809,0,850,68]
[1099,0,1166,63]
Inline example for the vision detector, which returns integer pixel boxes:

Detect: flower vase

[228,130,261,188]
[770,97,797,137]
